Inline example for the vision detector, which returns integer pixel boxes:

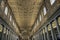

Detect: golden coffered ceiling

[8,0,43,39]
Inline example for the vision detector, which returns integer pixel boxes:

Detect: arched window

[3,27,6,34]
[1,1,5,9]
[52,20,57,28]
[4,7,8,15]
[50,0,56,5]
[43,7,47,15]
[10,15,12,21]
[13,21,15,26]
[58,17,60,25]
